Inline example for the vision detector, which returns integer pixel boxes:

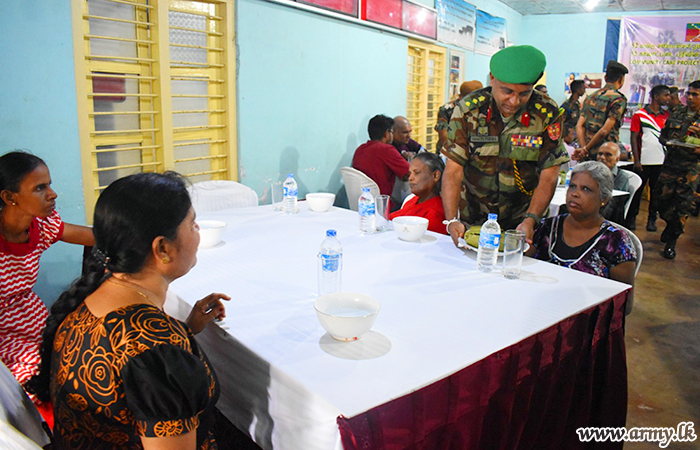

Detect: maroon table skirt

[338,290,629,450]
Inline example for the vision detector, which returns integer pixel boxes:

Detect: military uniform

[654,105,700,249]
[435,101,457,132]
[580,83,627,158]
[442,87,569,230]
[560,96,582,128]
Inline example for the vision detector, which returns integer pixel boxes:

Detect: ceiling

[495,0,696,15]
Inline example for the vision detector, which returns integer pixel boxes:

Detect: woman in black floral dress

[28,172,230,450]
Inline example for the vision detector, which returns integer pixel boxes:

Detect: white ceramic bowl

[197,220,227,248]
[314,293,381,341]
[305,193,336,212]
[392,216,429,241]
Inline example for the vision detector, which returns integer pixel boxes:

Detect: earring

[161,256,170,264]
[601,202,605,207]
[11,202,16,206]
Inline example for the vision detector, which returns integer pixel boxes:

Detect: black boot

[646,216,657,232]
[662,240,676,259]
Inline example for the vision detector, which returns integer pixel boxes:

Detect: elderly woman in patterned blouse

[28,172,229,450]
[526,161,637,289]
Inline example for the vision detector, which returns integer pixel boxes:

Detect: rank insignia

[511,134,543,148]
[546,123,561,141]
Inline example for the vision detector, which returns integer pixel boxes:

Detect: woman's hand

[185,293,231,334]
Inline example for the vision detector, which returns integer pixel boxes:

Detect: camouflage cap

[490,45,546,85]
[606,60,629,74]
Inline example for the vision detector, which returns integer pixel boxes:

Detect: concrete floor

[624,201,700,449]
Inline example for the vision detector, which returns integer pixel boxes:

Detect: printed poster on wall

[448,49,466,101]
[474,10,506,56]
[436,0,476,50]
[619,16,700,107]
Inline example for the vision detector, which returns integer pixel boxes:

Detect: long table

[166,203,630,450]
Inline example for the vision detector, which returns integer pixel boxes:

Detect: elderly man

[435,80,483,151]
[597,141,630,223]
[597,142,629,191]
[352,114,410,197]
[391,116,423,159]
[576,61,629,161]
[441,45,569,246]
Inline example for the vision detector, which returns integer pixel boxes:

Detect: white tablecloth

[166,203,629,450]
[548,185,629,217]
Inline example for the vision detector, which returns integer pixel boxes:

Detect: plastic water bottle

[318,230,342,296]
[283,173,298,214]
[358,187,376,233]
[565,167,573,187]
[477,213,501,272]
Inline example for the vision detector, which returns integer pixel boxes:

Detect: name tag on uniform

[511,134,542,148]
[471,136,498,143]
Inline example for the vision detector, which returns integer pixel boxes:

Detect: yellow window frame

[406,39,446,154]
[72,0,237,222]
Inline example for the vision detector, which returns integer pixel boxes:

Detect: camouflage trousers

[653,170,698,241]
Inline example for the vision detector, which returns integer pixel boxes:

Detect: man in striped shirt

[628,84,671,231]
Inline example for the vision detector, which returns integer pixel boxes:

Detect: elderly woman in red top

[0,151,94,410]
[389,152,447,234]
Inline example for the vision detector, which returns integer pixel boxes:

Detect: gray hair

[571,161,614,202]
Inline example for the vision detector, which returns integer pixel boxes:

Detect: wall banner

[474,10,506,56]
[436,0,476,50]
[619,16,700,106]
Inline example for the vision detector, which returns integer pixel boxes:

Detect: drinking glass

[375,195,392,232]
[503,230,526,279]
[270,181,283,211]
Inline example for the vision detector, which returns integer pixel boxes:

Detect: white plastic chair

[401,193,416,209]
[610,221,643,315]
[188,180,258,214]
[0,362,51,448]
[339,167,380,211]
[622,170,643,220]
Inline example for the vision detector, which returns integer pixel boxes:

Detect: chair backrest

[609,221,642,315]
[188,180,258,214]
[0,362,51,448]
[622,170,643,219]
[401,193,416,209]
[613,221,643,277]
[339,167,380,211]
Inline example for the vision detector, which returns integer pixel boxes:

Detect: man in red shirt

[352,115,410,198]
[628,84,670,231]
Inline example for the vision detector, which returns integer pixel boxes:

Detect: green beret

[490,45,546,85]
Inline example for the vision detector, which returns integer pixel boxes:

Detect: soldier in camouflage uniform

[575,61,628,161]
[654,80,700,259]
[435,80,483,151]
[561,79,585,129]
[442,45,569,246]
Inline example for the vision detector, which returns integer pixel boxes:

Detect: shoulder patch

[460,91,490,112]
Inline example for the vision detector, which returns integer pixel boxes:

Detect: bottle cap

[287,173,294,178]
[362,187,369,192]
[488,213,498,221]
[326,229,337,237]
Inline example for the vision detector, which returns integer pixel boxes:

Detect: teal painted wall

[236,0,408,205]
[0,2,86,306]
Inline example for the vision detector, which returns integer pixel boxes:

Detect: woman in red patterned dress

[0,151,94,411]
